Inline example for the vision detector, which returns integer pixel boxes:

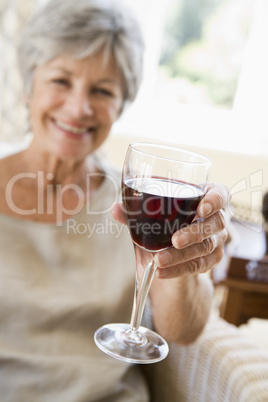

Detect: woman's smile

[27,52,124,160]
[51,118,97,139]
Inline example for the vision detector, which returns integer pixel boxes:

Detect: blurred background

[0,0,267,148]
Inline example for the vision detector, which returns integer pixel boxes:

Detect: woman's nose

[66,91,94,118]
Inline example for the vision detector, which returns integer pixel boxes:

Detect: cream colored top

[0,165,149,401]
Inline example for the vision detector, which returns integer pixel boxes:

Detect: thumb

[111,202,127,225]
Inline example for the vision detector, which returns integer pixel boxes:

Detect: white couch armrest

[142,316,268,401]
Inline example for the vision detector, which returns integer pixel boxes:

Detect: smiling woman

[27,52,124,160]
[0,2,153,399]
[0,1,229,401]
[0,0,144,223]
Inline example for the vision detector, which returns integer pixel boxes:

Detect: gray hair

[18,0,144,107]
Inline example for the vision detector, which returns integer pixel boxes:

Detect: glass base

[94,323,169,364]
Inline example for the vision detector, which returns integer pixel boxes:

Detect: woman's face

[27,51,124,160]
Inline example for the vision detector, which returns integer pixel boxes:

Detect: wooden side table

[219,257,268,326]
[216,220,268,326]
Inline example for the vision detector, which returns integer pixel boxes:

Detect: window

[114,0,267,156]
[158,0,254,110]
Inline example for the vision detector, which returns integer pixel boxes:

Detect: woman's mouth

[53,119,94,135]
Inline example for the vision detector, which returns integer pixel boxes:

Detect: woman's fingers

[155,228,227,270]
[171,209,226,249]
[110,202,127,224]
[155,207,228,279]
[197,183,230,218]
[155,244,225,279]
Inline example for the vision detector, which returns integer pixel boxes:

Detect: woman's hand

[112,183,229,279]
[112,182,230,344]
[154,183,229,278]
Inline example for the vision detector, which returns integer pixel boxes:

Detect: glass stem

[130,259,157,331]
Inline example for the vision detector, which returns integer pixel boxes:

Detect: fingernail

[199,203,212,217]
[156,251,172,266]
[155,268,168,278]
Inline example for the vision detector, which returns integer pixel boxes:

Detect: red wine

[122,177,204,251]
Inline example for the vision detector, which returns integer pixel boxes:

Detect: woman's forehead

[36,51,123,84]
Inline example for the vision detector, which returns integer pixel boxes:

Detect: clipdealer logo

[5,171,120,226]
[66,217,125,238]
[228,169,264,232]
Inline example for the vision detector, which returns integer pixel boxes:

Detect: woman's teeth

[55,120,90,134]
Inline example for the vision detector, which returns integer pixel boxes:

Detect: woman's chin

[51,132,96,159]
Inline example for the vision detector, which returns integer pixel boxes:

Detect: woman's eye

[52,78,69,86]
[94,88,113,97]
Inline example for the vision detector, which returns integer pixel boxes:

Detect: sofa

[142,315,268,401]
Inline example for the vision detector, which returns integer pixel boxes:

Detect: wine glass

[94,142,211,364]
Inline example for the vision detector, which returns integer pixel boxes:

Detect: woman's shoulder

[0,156,13,215]
[0,150,25,178]
[0,150,29,215]
[0,141,29,179]
[0,140,29,159]
[0,153,16,181]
